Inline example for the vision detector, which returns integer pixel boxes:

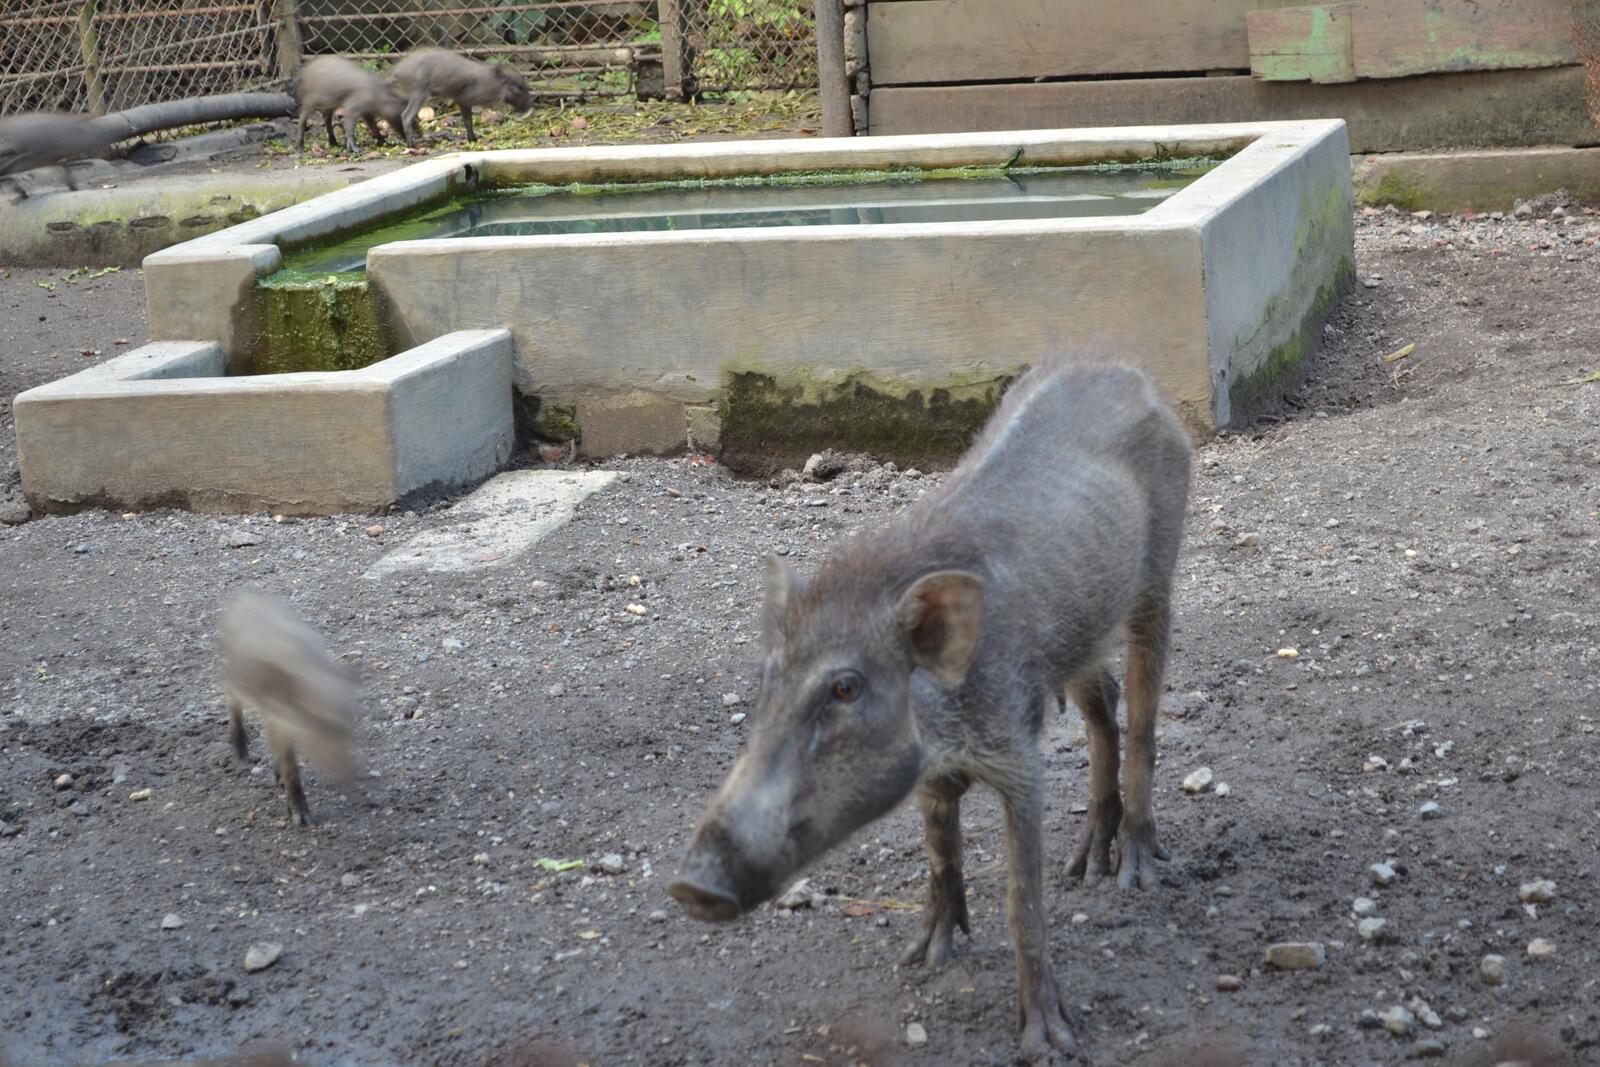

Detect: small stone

[647,909,668,924]
[393,696,418,715]
[112,764,129,785]
[243,942,283,972]
[1265,942,1325,970]
[0,499,32,525]
[223,530,259,549]
[1409,998,1442,1030]
[1411,1038,1445,1058]
[1215,974,1243,992]
[1232,532,1262,549]
[161,913,184,930]
[1526,937,1556,959]
[597,853,626,876]
[721,693,740,707]
[441,636,466,654]
[128,788,151,802]
[776,879,813,910]
[1231,659,1257,675]
[1352,897,1378,917]
[1365,754,1390,772]
[729,712,746,725]
[547,683,566,698]
[1276,647,1300,659]
[1369,862,1398,886]
[1182,767,1213,793]
[1517,879,1555,903]
[363,524,384,538]
[472,852,490,866]
[1358,917,1390,942]
[625,603,647,616]
[1378,1004,1415,1036]
[1471,1026,1490,1039]
[340,873,361,888]
[68,801,89,817]
[904,1022,928,1049]
[1214,782,1231,798]
[1479,954,1507,985]
[1417,801,1441,819]
[1071,912,1089,925]
[53,773,74,790]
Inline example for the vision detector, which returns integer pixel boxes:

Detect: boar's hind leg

[998,758,1078,1056]
[1117,590,1174,890]
[227,687,249,761]
[268,728,313,827]
[901,774,972,968]
[1065,666,1121,884]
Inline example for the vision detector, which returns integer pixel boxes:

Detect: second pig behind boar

[670,361,1192,1057]
[389,48,532,144]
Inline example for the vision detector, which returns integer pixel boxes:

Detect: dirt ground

[1,202,1598,1067]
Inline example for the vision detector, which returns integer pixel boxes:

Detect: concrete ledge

[15,329,514,516]
[1353,145,1600,212]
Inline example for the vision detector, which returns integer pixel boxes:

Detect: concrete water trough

[16,121,1353,513]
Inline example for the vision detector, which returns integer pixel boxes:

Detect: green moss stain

[254,270,391,374]
[1357,168,1428,211]
[1228,259,1355,421]
[716,367,1016,473]
[534,403,582,442]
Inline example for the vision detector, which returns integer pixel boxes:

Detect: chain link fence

[0,0,816,118]
[1573,0,1600,127]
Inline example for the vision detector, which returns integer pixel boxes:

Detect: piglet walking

[670,362,1192,1057]
[220,592,359,827]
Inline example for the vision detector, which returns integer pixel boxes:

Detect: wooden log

[865,0,1313,86]
[866,67,1597,154]
[77,0,106,116]
[1248,4,1356,83]
[816,0,853,136]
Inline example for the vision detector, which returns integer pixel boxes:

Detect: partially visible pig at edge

[669,361,1192,1058]
[0,111,114,191]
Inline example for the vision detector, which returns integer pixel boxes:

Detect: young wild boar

[295,55,409,154]
[669,362,1192,1057]
[220,591,359,826]
[389,47,532,144]
[0,111,114,191]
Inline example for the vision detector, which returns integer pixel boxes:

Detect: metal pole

[659,0,690,101]
[814,0,851,136]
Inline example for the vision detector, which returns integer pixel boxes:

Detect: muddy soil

[1,206,1598,1067]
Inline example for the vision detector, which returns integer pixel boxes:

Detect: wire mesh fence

[1573,0,1600,127]
[0,0,817,119]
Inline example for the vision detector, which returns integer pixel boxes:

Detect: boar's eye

[830,671,864,703]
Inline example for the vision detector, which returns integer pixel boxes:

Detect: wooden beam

[866,67,1597,154]
[1248,3,1356,83]
[1250,0,1577,83]
[815,0,853,136]
[865,0,1313,86]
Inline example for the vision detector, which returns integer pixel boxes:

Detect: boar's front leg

[1118,591,1174,891]
[901,773,971,968]
[998,757,1077,1057]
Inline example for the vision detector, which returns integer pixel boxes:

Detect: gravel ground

[1,204,1598,1067]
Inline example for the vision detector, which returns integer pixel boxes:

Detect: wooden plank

[1349,0,1577,79]
[866,67,1596,154]
[866,0,1315,86]
[1247,4,1356,83]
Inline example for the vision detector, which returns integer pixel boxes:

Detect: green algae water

[277,164,1212,276]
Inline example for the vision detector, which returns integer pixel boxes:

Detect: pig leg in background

[401,92,428,145]
[1117,591,1175,890]
[1065,667,1121,884]
[998,755,1077,1057]
[460,103,476,142]
[362,114,386,145]
[323,111,338,150]
[900,774,972,968]
[267,726,312,827]
[295,111,310,152]
[227,687,249,761]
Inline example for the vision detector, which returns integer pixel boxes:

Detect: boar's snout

[667,873,741,924]
[669,816,788,923]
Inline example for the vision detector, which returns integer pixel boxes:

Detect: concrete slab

[364,469,620,577]
[1352,145,1600,212]
[15,329,514,516]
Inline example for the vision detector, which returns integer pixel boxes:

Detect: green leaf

[537,857,585,872]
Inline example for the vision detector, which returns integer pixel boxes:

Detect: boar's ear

[763,552,801,641]
[897,571,984,686]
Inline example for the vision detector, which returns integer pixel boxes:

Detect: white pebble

[905,1022,928,1048]
[1369,862,1397,886]
[1518,879,1556,903]
[1182,767,1213,793]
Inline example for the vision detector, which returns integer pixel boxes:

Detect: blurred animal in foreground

[221,591,358,826]
[295,55,409,153]
[0,111,115,190]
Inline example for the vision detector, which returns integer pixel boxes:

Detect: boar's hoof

[1115,834,1168,892]
[1019,974,1078,1059]
[1065,800,1121,884]
[667,878,741,923]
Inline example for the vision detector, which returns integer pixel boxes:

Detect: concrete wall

[16,330,513,515]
